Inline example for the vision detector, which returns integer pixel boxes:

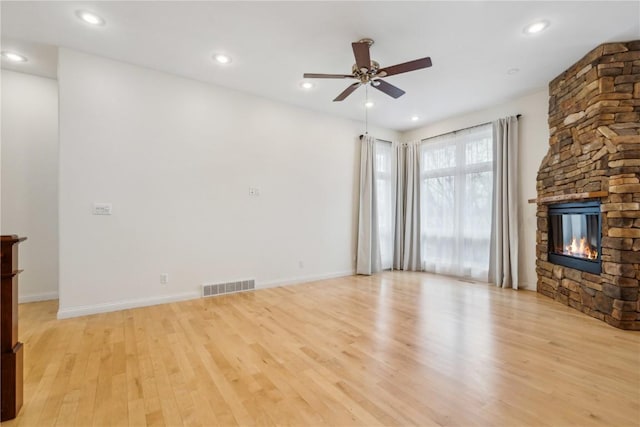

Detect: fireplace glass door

[548,201,601,274]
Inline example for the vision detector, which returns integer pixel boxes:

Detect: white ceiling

[2,1,639,131]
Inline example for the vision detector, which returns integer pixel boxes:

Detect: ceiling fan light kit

[303,38,432,102]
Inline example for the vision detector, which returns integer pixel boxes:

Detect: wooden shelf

[528,191,609,204]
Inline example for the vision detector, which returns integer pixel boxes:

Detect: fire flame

[564,237,598,260]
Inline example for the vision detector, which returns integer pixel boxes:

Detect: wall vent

[202,279,255,298]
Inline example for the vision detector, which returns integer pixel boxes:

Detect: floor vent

[202,279,255,298]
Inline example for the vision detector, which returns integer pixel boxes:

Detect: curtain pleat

[392,142,405,270]
[489,116,519,288]
[402,143,422,271]
[391,141,422,271]
[356,135,382,275]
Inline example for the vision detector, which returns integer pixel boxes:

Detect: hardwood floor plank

[4,272,640,426]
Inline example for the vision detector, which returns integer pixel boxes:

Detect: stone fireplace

[535,40,640,330]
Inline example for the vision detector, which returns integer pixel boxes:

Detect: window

[419,124,493,280]
[375,140,393,270]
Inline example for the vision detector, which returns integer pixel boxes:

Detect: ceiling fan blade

[333,82,361,102]
[352,42,371,71]
[377,57,432,77]
[372,79,405,99]
[303,73,354,79]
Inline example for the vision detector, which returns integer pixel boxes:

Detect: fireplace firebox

[548,201,601,274]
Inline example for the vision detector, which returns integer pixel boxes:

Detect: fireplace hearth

[548,201,601,274]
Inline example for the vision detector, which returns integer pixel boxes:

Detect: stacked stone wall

[536,41,640,330]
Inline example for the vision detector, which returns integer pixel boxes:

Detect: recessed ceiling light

[411,115,420,122]
[76,10,106,26]
[507,68,520,75]
[214,54,232,64]
[365,101,374,108]
[1,51,28,63]
[523,20,549,35]
[300,81,315,90]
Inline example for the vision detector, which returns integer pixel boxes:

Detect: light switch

[93,203,113,215]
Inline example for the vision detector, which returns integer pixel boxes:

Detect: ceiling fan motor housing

[352,60,380,83]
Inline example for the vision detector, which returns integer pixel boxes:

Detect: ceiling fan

[303,38,432,102]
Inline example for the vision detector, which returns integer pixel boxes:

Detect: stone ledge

[528,191,609,204]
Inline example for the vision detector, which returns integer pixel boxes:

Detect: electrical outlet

[249,187,260,196]
[160,273,169,284]
[298,261,304,269]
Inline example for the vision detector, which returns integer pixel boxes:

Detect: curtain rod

[357,135,392,143]
[359,114,521,140]
[418,114,521,143]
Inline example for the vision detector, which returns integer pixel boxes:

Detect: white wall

[402,89,549,290]
[1,70,59,302]
[57,48,398,318]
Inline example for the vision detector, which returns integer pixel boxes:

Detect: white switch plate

[160,273,169,284]
[93,203,113,215]
[249,187,260,196]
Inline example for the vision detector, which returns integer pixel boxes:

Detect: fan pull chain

[365,84,369,135]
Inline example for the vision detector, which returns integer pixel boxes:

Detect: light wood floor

[4,272,640,427]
